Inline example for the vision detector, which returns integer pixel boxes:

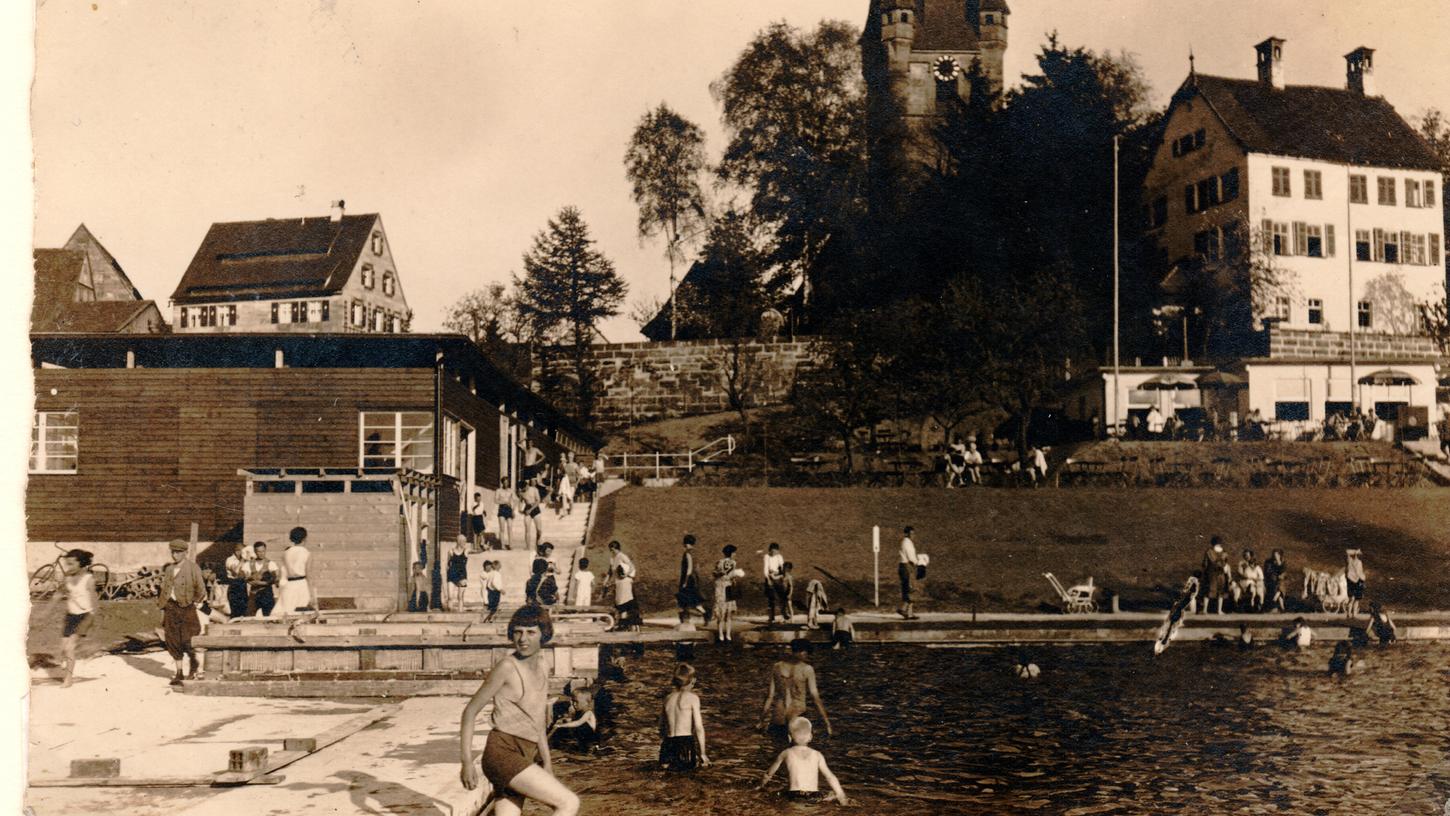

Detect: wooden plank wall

[244,489,404,610]
[29,368,434,546]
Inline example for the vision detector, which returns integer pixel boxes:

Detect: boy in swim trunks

[758,717,848,804]
[459,605,579,816]
[658,663,711,771]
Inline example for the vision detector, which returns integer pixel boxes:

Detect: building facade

[1137,38,1445,429]
[27,334,599,576]
[169,202,411,335]
[32,225,165,334]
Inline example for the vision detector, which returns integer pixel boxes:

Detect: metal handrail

[610,435,737,479]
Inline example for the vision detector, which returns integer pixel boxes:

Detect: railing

[610,435,736,480]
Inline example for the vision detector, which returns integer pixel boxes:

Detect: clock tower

[862,0,1009,173]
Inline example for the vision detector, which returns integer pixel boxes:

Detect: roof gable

[31,249,90,332]
[1176,74,1441,170]
[913,0,980,53]
[170,213,381,303]
[64,223,143,300]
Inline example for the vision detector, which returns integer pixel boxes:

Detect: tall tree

[713,20,869,319]
[515,207,627,424]
[624,103,709,340]
[442,283,530,380]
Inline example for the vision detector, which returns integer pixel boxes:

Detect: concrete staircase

[1402,438,1450,486]
[460,490,601,611]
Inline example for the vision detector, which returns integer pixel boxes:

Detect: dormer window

[371,231,384,256]
[985,14,994,24]
[382,271,396,297]
[361,263,375,289]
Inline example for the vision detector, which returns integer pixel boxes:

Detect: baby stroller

[1043,572,1097,614]
[1303,568,1350,614]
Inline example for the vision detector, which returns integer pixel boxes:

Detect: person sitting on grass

[658,663,710,771]
[758,717,849,804]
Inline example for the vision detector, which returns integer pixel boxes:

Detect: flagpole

[1112,135,1121,438]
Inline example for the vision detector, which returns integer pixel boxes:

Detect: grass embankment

[591,487,1450,613]
[27,598,158,668]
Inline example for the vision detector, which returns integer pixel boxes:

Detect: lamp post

[1112,135,1122,437]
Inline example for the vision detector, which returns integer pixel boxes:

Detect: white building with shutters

[1136,37,1445,432]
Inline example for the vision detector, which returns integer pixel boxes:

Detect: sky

[27,0,1450,343]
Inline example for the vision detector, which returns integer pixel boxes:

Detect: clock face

[932,56,961,83]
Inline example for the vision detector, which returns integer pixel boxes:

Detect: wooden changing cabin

[239,467,445,612]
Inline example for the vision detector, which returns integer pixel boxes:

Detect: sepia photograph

[12,1,1450,813]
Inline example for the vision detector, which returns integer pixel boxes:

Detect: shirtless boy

[758,717,848,804]
[658,663,710,771]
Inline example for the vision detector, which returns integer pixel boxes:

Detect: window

[1194,228,1221,261]
[1196,177,1219,209]
[1184,184,1196,214]
[382,272,395,297]
[1432,234,1442,265]
[223,305,237,327]
[1148,196,1168,229]
[1275,402,1310,421]
[1426,179,1437,207]
[1194,129,1205,149]
[361,263,375,289]
[319,301,330,322]
[1405,233,1427,266]
[371,231,384,256]
[1272,166,1291,197]
[1292,222,1308,256]
[1307,298,1323,325]
[31,411,78,473]
[271,303,281,324]
[1355,229,1371,261]
[307,301,323,323]
[1382,230,1399,263]
[1305,224,1323,258]
[1406,179,1422,208]
[1303,170,1322,200]
[351,301,364,327]
[179,308,189,329]
[1220,168,1239,202]
[360,411,434,472]
[1377,176,1396,205]
[1325,224,1336,257]
[1349,174,1367,204]
[291,302,307,324]
[1358,300,1372,328]
[1271,221,1290,256]
[371,308,384,332]
[1272,295,1291,321]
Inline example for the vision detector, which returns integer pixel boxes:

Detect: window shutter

[271,303,279,324]
[1184,185,1195,214]
[1292,222,1305,256]
[1372,228,1384,261]
[1324,224,1335,257]
[1432,233,1442,266]
[321,302,330,322]
[1402,231,1413,263]
[1261,219,1274,253]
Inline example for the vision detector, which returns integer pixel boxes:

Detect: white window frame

[1305,224,1324,258]
[1303,169,1322,200]
[1358,300,1373,329]
[1307,298,1324,325]
[307,301,323,323]
[1377,176,1396,205]
[1272,295,1291,321]
[31,410,79,474]
[1271,222,1290,256]
[1406,179,1421,208]
[359,411,434,473]
[361,263,375,289]
[223,304,237,326]
[1271,167,1290,197]
[1349,174,1367,204]
[371,232,384,256]
[382,272,395,297]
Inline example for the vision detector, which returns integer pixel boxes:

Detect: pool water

[545,642,1450,815]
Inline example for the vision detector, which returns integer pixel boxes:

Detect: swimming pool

[546,642,1450,814]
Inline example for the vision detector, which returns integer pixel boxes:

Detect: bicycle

[29,543,111,601]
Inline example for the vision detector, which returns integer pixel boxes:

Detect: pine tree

[514,207,627,424]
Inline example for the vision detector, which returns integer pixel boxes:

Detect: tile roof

[1182,74,1441,170]
[171,213,380,303]
[31,249,158,332]
[913,0,979,52]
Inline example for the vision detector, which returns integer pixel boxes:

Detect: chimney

[1345,46,1376,96]
[1255,37,1285,89]
[329,199,346,222]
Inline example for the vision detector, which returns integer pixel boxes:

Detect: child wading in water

[459,606,579,816]
[48,549,97,687]
[759,717,849,804]
[658,663,711,771]
[549,684,598,752]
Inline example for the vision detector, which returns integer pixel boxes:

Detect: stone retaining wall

[1268,326,1437,360]
[535,338,822,430]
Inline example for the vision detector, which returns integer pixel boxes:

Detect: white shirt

[225,554,249,581]
[65,571,96,615]
[964,448,983,465]
[763,551,784,580]
[283,545,311,580]
[485,570,504,592]
[900,536,919,565]
[571,570,594,606]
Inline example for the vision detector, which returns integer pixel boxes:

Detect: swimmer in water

[758,717,849,804]
[761,639,832,741]
[658,663,710,771]
[1327,641,1357,676]
[1013,649,1041,679]
[1365,601,1397,646]
[1154,575,1199,655]
[548,685,598,752]
[1283,617,1314,650]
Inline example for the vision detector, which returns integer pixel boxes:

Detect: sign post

[872,525,880,607]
